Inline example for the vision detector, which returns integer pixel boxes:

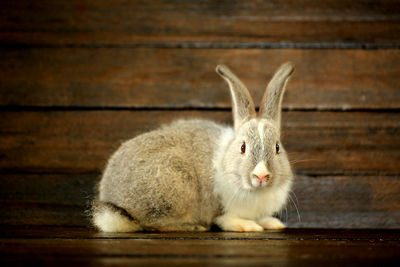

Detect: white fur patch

[253,161,268,177]
[212,127,235,172]
[215,215,264,232]
[93,209,141,233]
[258,216,285,230]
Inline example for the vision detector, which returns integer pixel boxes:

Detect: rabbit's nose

[255,173,270,182]
[252,162,271,182]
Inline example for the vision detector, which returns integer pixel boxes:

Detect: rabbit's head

[216,62,294,190]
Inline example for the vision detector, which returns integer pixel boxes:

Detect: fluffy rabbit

[92,62,294,232]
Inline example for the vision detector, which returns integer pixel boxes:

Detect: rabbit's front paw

[258,216,285,230]
[215,215,264,232]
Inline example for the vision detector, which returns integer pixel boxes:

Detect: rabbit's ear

[216,65,256,131]
[259,62,294,130]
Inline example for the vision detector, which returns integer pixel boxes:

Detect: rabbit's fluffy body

[93,63,295,232]
[96,119,224,232]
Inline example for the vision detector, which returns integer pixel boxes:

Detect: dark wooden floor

[1,0,400,265]
[1,227,399,265]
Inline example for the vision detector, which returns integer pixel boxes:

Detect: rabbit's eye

[241,142,246,154]
[275,143,280,154]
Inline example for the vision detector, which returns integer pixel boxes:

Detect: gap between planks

[1,106,400,112]
[1,42,400,50]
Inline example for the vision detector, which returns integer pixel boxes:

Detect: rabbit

[92,62,295,232]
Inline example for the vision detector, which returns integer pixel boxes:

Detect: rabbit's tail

[92,200,142,232]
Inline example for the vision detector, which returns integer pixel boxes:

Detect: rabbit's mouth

[249,174,273,189]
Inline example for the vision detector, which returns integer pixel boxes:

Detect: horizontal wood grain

[0,256,395,266]
[3,227,400,241]
[1,48,400,109]
[0,0,399,236]
[0,233,399,266]
[1,228,399,265]
[1,237,399,255]
[1,174,398,228]
[0,201,86,227]
[0,110,399,175]
[0,0,399,45]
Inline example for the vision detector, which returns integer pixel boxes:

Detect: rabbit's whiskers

[288,191,301,223]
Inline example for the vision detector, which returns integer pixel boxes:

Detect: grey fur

[93,62,295,232]
[259,62,294,130]
[216,65,256,131]
[97,120,223,231]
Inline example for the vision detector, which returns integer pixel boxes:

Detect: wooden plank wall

[0,0,399,229]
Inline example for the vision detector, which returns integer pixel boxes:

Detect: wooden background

[0,0,399,229]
